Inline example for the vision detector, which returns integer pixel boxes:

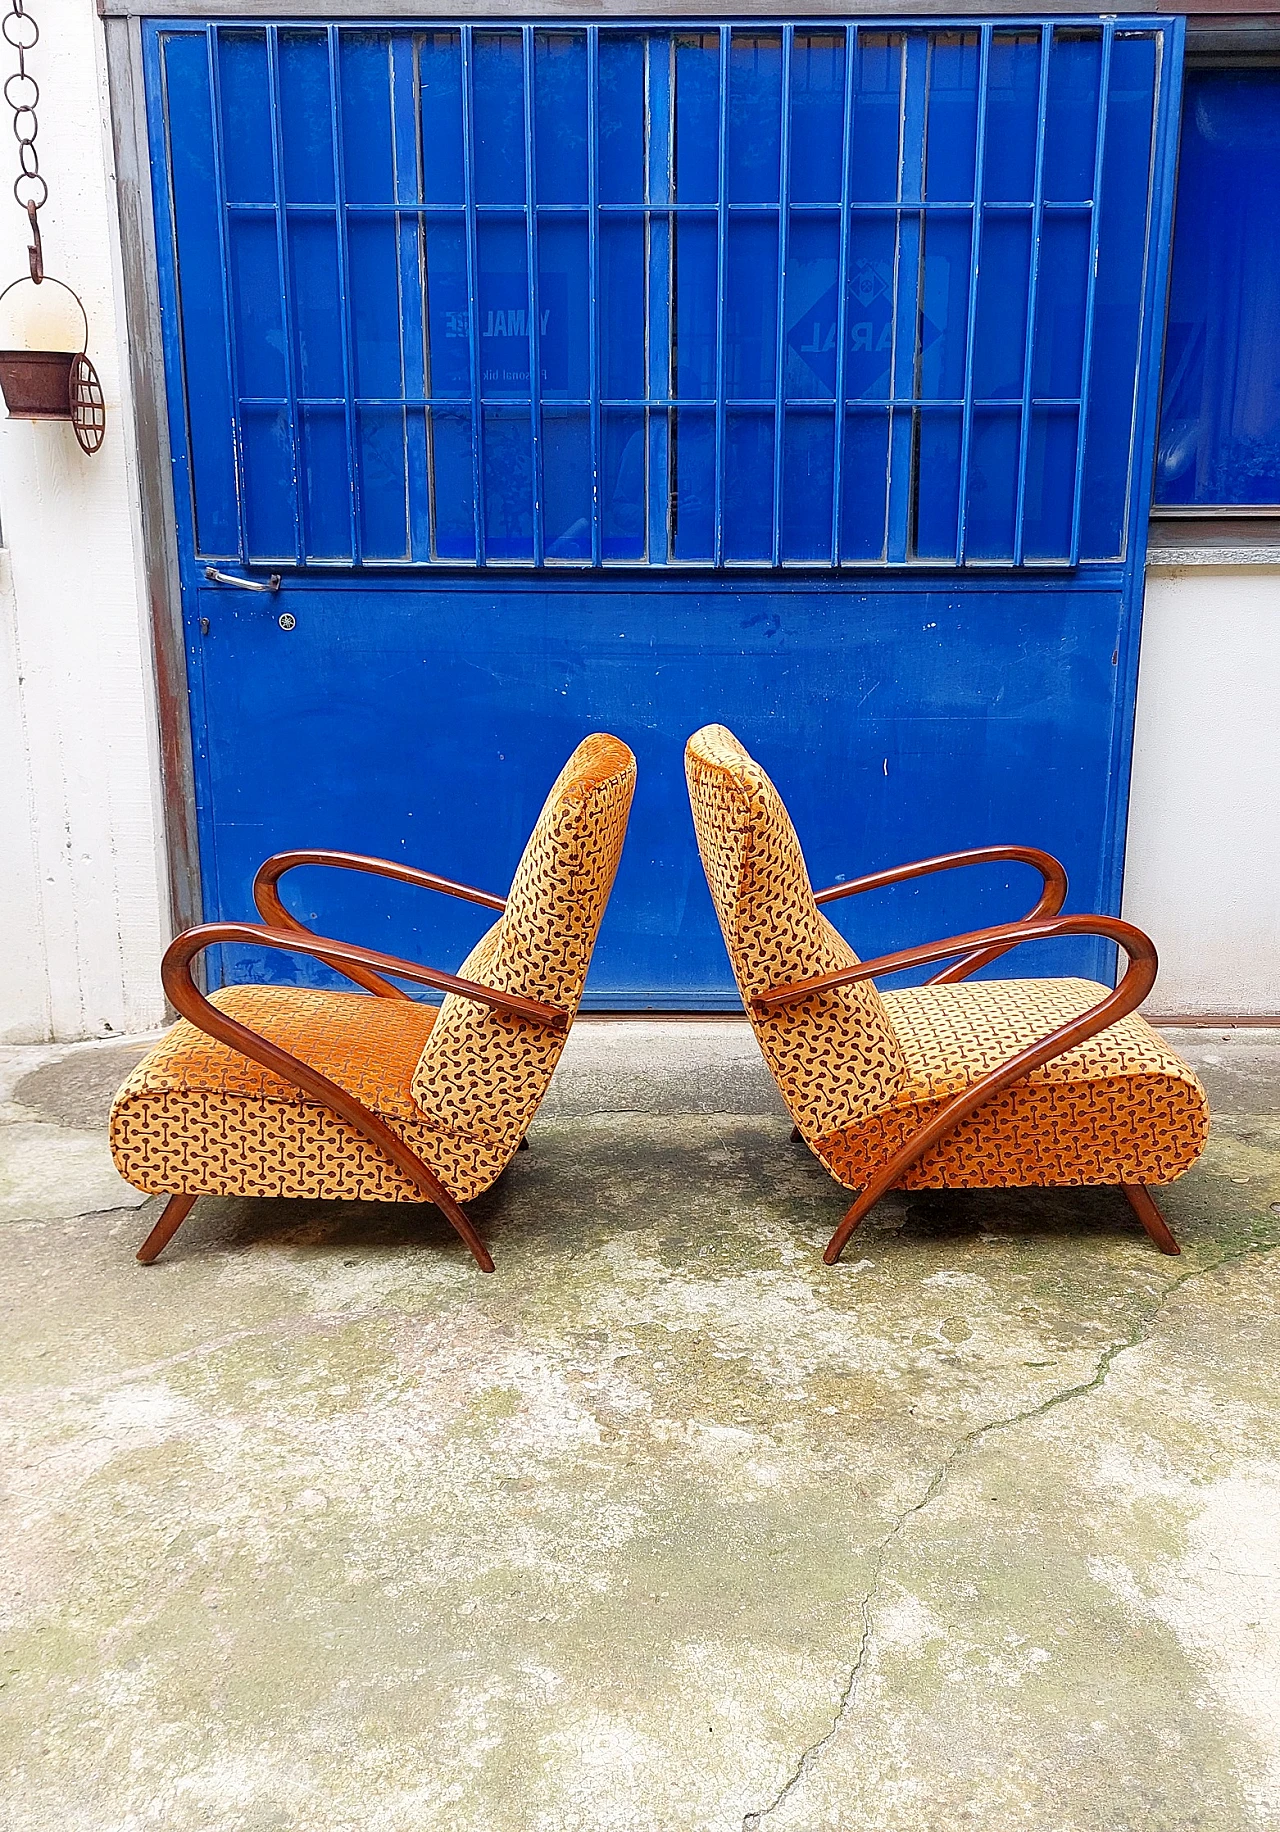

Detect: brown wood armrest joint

[253,849,506,998]
[753,913,1159,1265]
[813,844,1069,983]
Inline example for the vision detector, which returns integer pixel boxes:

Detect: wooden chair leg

[518,1135,530,1151]
[790,1123,802,1143]
[1122,1184,1181,1256]
[824,1187,878,1263]
[136,1193,198,1265]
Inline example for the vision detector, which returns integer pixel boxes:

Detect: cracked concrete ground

[1,1018,1279,1831]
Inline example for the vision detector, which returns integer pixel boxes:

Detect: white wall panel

[1125,565,1280,1016]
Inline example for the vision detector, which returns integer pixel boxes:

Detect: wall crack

[742,1231,1280,1831]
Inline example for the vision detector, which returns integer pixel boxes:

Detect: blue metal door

[144,17,1182,1004]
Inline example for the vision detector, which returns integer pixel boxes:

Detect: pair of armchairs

[111,727,1208,1270]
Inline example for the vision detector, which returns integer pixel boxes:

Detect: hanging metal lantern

[0,0,104,454]
[0,275,105,453]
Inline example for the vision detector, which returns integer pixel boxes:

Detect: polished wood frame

[135,851,568,1273]
[753,850,1181,1262]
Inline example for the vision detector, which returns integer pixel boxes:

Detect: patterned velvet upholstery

[685,723,1209,1191]
[110,734,636,1207]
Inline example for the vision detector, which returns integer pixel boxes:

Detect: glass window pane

[300,406,350,561]
[420,32,464,205]
[1032,212,1089,400]
[473,32,526,206]
[598,35,645,204]
[542,407,592,559]
[723,409,774,560]
[218,31,274,206]
[423,218,470,399]
[785,215,839,400]
[538,217,589,400]
[726,215,778,400]
[965,406,1020,560]
[242,406,296,560]
[347,216,403,398]
[728,33,782,205]
[1156,67,1280,508]
[846,215,897,401]
[924,31,979,204]
[477,218,530,399]
[1022,406,1078,560]
[919,214,971,400]
[429,406,475,559]
[984,32,1041,205]
[535,32,587,206]
[339,33,395,205]
[279,31,335,205]
[290,217,344,399]
[674,35,721,204]
[841,409,890,560]
[671,407,715,557]
[850,34,903,204]
[972,213,1031,401]
[481,406,534,558]
[1043,30,1101,204]
[674,216,718,399]
[914,408,962,560]
[601,218,645,400]
[791,33,845,205]
[782,407,835,559]
[603,410,646,559]
[357,404,408,559]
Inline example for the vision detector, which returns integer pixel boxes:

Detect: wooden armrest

[159,922,532,1272]
[166,922,568,1034]
[252,849,506,998]
[813,844,1069,984]
[774,912,1160,1267]
[751,912,1155,1017]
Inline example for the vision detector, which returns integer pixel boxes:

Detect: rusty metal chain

[2,0,42,280]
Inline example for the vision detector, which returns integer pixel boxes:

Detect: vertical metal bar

[460,25,485,565]
[886,31,923,564]
[770,23,793,568]
[1070,21,1114,567]
[522,26,544,565]
[327,25,363,564]
[587,25,602,566]
[1012,24,1053,565]
[264,27,304,565]
[830,23,856,566]
[205,26,247,563]
[955,24,990,565]
[646,32,671,564]
[713,25,730,567]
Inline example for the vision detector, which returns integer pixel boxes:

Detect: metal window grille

[153,18,1169,569]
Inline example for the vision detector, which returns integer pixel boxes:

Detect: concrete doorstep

[1,1022,1278,1831]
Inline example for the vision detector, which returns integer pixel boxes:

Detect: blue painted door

[145,18,1182,1005]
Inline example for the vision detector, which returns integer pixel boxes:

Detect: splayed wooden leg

[136,1193,198,1265]
[1122,1184,1181,1256]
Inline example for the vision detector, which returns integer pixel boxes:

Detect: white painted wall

[0,0,167,1042]
[1124,565,1280,1017]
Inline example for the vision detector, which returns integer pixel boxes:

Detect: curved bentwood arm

[813,845,1069,983]
[253,849,507,999]
[751,913,1161,1265]
[158,923,568,1272]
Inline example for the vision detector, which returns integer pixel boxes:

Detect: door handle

[204,566,282,593]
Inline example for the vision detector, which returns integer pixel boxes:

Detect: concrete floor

[1,1018,1279,1831]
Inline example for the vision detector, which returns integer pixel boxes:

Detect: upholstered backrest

[411,733,636,1147]
[685,724,907,1135]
